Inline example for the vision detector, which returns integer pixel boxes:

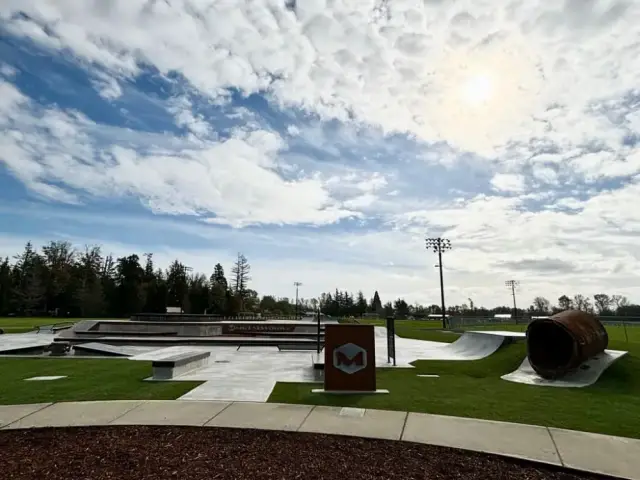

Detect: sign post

[312,324,388,394]
[316,309,321,355]
[386,316,396,366]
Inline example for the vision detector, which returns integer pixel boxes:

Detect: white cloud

[3,193,640,307]
[0,62,18,78]
[490,173,526,193]
[91,72,122,100]
[2,1,640,305]
[531,164,559,185]
[1,0,638,158]
[569,150,640,181]
[0,80,369,227]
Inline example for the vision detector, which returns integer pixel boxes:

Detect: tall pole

[426,237,452,329]
[505,280,519,325]
[294,281,302,319]
[438,248,446,327]
[180,265,193,313]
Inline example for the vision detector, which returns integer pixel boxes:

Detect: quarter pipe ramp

[501,349,628,388]
[373,327,524,364]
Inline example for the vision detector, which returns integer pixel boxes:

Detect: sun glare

[461,73,494,105]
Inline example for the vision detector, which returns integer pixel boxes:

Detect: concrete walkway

[0,401,637,480]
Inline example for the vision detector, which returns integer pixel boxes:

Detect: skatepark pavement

[0,327,526,402]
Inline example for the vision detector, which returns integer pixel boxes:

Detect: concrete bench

[151,351,211,380]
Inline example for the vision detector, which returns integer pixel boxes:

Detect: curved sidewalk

[1,400,637,480]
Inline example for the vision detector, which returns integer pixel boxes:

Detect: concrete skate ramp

[0,333,56,354]
[373,327,524,361]
[501,349,628,388]
[417,331,524,360]
[72,342,153,357]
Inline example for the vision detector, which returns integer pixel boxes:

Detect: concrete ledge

[0,401,636,480]
[152,351,211,368]
[152,351,211,380]
[311,389,389,395]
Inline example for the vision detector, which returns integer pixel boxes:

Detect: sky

[1,0,640,308]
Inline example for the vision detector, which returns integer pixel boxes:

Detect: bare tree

[593,293,612,314]
[611,295,629,312]
[573,294,592,312]
[557,295,573,310]
[532,296,551,314]
[231,253,251,301]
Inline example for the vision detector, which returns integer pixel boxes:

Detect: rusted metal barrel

[526,310,608,379]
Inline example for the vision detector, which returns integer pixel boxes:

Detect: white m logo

[333,343,367,374]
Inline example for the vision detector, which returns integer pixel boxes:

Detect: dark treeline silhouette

[317,291,640,319]
[0,241,295,318]
[1,241,639,319]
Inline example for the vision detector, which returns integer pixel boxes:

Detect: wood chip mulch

[0,426,616,480]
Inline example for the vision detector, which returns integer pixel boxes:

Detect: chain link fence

[447,316,640,330]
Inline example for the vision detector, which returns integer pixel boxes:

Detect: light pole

[180,265,193,313]
[425,237,452,329]
[505,280,519,324]
[294,282,302,319]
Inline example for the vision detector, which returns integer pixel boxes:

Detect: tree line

[316,291,640,318]
[1,241,639,318]
[0,241,287,317]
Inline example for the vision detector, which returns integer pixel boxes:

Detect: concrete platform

[205,402,313,431]
[0,400,637,479]
[402,412,562,466]
[111,400,229,426]
[298,405,407,440]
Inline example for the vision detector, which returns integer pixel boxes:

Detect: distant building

[427,314,449,319]
[493,313,512,320]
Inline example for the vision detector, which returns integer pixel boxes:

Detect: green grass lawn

[0,358,202,405]
[269,322,640,439]
[342,318,458,343]
[0,317,81,333]
[0,317,126,333]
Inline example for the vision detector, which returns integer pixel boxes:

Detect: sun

[461,73,494,105]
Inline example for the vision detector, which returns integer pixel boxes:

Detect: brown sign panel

[221,323,298,335]
[324,324,376,392]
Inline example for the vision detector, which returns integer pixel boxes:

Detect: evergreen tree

[356,291,367,316]
[371,290,383,315]
[166,260,189,312]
